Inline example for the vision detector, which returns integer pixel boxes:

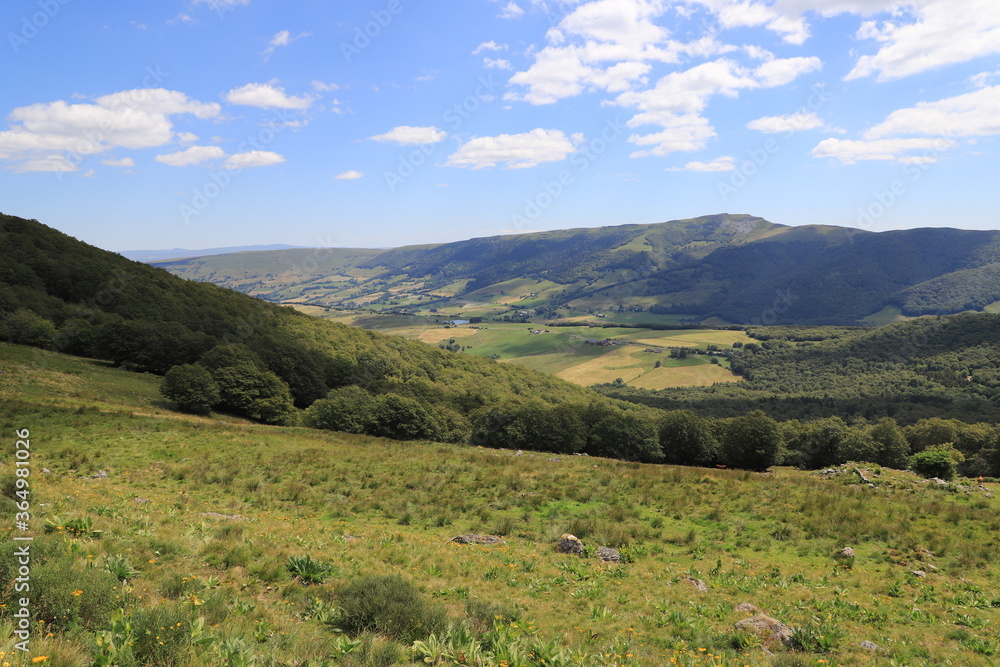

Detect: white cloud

[225,83,312,110]
[223,151,285,168]
[666,156,735,171]
[155,145,226,167]
[194,0,250,11]
[499,1,525,18]
[473,41,508,55]
[0,89,220,170]
[334,170,364,180]
[747,110,825,133]
[484,58,512,70]
[261,30,310,58]
[812,137,955,164]
[846,0,1000,81]
[369,126,447,145]
[11,155,78,173]
[754,56,822,87]
[446,129,580,169]
[101,157,135,167]
[863,85,1000,139]
[311,80,340,92]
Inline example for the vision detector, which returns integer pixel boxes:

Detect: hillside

[3,341,1000,666]
[151,215,1000,325]
[599,314,1000,425]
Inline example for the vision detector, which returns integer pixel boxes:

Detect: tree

[3,308,56,347]
[789,417,851,469]
[586,407,662,462]
[720,410,782,471]
[370,394,441,441]
[867,418,910,469]
[200,344,297,425]
[161,364,220,414]
[304,386,376,434]
[659,410,717,466]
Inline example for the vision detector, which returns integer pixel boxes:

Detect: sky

[1,0,999,252]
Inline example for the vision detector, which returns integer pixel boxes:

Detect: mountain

[120,243,306,262]
[149,215,1000,325]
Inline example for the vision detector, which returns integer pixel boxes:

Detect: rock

[734,614,793,645]
[838,547,856,559]
[735,602,760,614]
[89,470,107,479]
[684,577,708,592]
[931,477,949,486]
[343,535,362,542]
[200,512,248,521]
[855,469,873,484]
[41,468,51,474]
[556,533,585,555]
[450,534,504,545]
[910,570,926,577]
[596,546,621,562]
[859,640,881,652]
[133,497,150,504]
[548,457,561,462]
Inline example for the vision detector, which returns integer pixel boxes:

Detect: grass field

[4,342,1000,666]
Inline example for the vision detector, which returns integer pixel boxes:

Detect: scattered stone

[734,614,793,645]
[931,477,949,486]
[859,640,882,652]
[556,533,585,555]
[910,570,927,577]
[926,563,939,571]
[684,577,708,593]
[548,457,561,462]
[41,468,51,474]
[596,546,621,563]
[133,497,150,504]
[735,602,760,614]
[343,535,362,542]
[200,512,248,521]
[838,547,856,559]
[88,470,107,479]
[855,468,873,484]
[450,534,504,545]
[515,450,523,456]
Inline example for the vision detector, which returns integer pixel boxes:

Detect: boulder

[683,577,708,592]
[556,533,585,555]
[734,614,793,645]
[859,640,882,652]
[734,602,760,614]
[596,546,621,563]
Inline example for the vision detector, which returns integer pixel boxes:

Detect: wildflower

[72,590,83,596]
[32,658,49,664]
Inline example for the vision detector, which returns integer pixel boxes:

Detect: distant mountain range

[150,214,1000,325]
[120,244,305,262]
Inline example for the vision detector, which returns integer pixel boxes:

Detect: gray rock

[838,547,856,559]
[910,570,926,577]
[859,640,881,651]
[41,468,51,474]
[450,534,504,545]
[556,533,585,555]
[200,512,247,521]
[735,602,760,614]
[734,614,793,645]
[684,577,708,592]
[596,546,621,562]
[133,497,150,504]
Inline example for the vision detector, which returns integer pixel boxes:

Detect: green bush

[335,574,445,642]
[910,445,961,480]
[287,554,333,585]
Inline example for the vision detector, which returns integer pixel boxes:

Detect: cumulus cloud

[11,155,78,173]
[225,83,313,109]
[155,145,226,167]
[223,150,285,168]
[499,1,524,18]
[334,170,364,180]
[472,41,508,54]
[747,111,826,133]
[812,137,955,164]
[0,89,220,171]
[369,126,447,145]
[666,156,736,171]
[484,58,512,70]
[446,129,581,169]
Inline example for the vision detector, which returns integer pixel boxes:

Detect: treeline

[600,313,1000,425]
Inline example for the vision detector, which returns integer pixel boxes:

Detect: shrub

[161,364,219,414]
[335,574,445,642]
[910,445,963,480]
[720,410,782,471]
[304,385,376,434]
[369,394,441,441]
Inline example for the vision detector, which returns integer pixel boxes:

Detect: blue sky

[1,0,998,252]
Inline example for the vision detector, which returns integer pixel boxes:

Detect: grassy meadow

[3,342,1000,666]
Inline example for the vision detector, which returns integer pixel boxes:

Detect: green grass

[4,341,1000,665]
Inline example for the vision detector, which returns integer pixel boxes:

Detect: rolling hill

[150,215,1000,325]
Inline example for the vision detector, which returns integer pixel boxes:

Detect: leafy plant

[286,554,333,585]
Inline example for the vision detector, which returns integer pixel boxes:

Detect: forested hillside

[599,314,1000,424]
